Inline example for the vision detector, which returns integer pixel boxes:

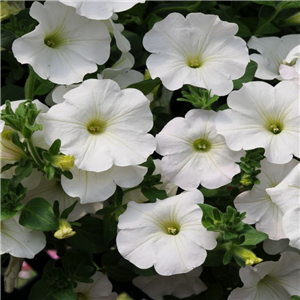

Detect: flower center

[77,293,88,300]
[167,226,178,235]
[45,39,56,48]
[269,124,281,134]
[188,59,201,69]
[87,119,106,135]
[193,138,211,151]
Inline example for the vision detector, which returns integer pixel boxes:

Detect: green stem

[254,8,280,36]
[123,184,143,194]
[25,66,36,101]
[26,138,44,169]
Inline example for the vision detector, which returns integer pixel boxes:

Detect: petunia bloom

[156,109,242,190]
[74,272,118,300]
[43,79,156,172]
[228,251,300,300]
[117,190,218,276]
[215,81,300,164]
[59,0,145,20]
[234,159,298,240]
[248,35,300,81]
[143,12,249,95]
[133,267,207,300]
[279,45,300,84]
[267,163,300,249]
[1,216,46,259]
[61,165,147,204]
[12,1,111,84]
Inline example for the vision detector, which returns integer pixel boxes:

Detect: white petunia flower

[279,45,300,84]
[248,35,300,80]
[74,271,118,300]
[43,79,156,173]
[59,0,145,20]
[267,163,300,249]
[1,216,46,259]
[12,1,111,85]
[117,190,218,276]
[263,239,292,255]
[23,175,102,222]
[61,165,147,204]
[98,52,145,89]
[215,81,300,164]
[282,207,300,250]
[234,159,298,240]
[143,12,249,95]
[133,267,207,300]
[156,109,242,190]
[122,159,178,204]
[102,17,131,53]
[228,251,300,300]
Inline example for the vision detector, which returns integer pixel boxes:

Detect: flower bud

[54,219,76,240]
[51,154,75,171]
[285,12,300,25]
[1,1,25,22]
[232,245,263,266]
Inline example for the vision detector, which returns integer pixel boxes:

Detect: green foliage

[127,78,161,95]
[1,100,43,138]
[68,215,107,254]
[29,249,96,300]
[233,61,258,90]
[19,198,59,231]
[1,178,25,221]
[239,148,265,188]
[199,204,268,267]
[177,85,219,109]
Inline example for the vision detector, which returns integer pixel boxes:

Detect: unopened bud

[54,219,76,240]
[232,245,263,266]
[51,154,75,171]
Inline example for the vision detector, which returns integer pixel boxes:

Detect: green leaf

[1,202,23,221]
[103,213,118,244]
[223,250,233,265]
[34,76,56,96]
[28,279,56,300]
[200,187,229,198]
[233,60,258,90]
[141,187,167,202]
[101,250,136,282]
[62,249,96,282]
[44,163,56,180]
[127,78,161,95]
[1,30,16,50]
[60,201,78,219]
[19,197,59,231]
[239,224,268,246]
[291,296,300,300]
[49,139,61,156]
[252,1,276,7]
[52,288,77,300]
[68,216,107,254]
[277,1,300,9]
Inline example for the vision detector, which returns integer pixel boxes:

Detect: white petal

[1,218,46,258]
